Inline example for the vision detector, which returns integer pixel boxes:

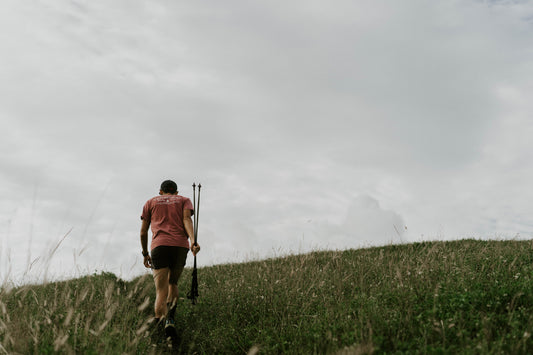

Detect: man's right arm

[183,208,200,255]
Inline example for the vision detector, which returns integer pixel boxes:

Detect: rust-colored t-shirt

[141,195,194,250]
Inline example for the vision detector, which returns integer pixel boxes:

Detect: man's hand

[143,255,153,268]
[191,243,201,256]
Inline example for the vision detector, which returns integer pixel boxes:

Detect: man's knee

[168,266,184,284]
[168,273,179,284]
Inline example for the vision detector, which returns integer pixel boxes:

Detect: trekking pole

[195,184,201,243]
[187,183,200,304]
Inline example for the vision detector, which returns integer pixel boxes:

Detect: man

[140,180,201,337]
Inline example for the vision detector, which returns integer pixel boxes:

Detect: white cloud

[341,195,406,243]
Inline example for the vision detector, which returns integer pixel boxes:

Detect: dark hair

[160,180,178,194]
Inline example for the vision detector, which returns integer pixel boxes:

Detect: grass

[1,239,533,354]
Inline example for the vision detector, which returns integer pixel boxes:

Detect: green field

[1,239,533,354]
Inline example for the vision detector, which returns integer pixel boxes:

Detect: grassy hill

[1,239,533,354]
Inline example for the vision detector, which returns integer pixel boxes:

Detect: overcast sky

[1,0,533,284]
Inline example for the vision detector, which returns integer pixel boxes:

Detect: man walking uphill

[140,180,201,338]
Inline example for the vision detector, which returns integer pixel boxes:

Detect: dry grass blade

[138,296,150,312]
[0,342,8,355]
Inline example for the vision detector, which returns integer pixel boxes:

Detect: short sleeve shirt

[141,195,194,250]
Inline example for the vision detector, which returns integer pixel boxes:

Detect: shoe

[165,318,177,338]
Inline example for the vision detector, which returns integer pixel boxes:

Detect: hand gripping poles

[187,183,201,304]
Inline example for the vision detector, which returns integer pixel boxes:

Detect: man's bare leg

[166,267,183,320]
[167,284,179,307]
[153,268,170,319]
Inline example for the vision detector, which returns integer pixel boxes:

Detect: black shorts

[151,246,189,270]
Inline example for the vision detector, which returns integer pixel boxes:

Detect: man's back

[141,194,193,250]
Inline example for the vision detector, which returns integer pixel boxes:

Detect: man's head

[160,180,178,194]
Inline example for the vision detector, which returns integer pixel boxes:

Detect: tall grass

[1,239,533,354]
[0,272,156,354]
